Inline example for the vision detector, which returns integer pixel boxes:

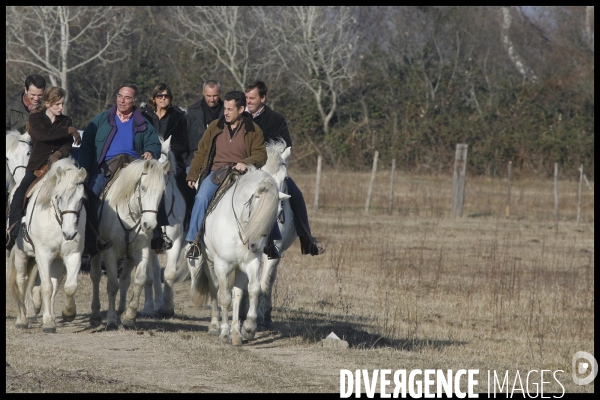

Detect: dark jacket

[186,113,266,185]
[252,105,292,148]
[6,90,40,134]
[140,104,189,172]
[185,99,223,167]
[26,111,73,171]
[78,105,161,176]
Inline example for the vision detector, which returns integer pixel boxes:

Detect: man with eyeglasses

[6,74,46,134]
[78,83,162,257]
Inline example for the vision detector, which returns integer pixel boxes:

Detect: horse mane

[106,159,165,208]
[36,158,85,208]
[238,169,278,247]
[6,130,30,154]
[263,140,287,175]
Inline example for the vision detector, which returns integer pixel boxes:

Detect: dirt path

[6,274,350,393]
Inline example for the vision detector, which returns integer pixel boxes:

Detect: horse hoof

[218,335,230,344]
[121,316,135,328]
[159,308,175,319]
[42,326,56,333]
[26,316,38,324]
[231,337,243,346]
[207,327,220,336]
[34,307,41,315]
[106,321,119,331]
[62,312,76,323]
[90,315,103,327]
[140,310,156,319]
[242,330,255,341]
[15,323,28,330]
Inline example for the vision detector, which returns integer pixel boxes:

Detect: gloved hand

[48,150,62,165]
[68,126,81,145]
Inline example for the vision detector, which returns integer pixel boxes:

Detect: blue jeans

[89,172,110,198]
[185,171,219,243]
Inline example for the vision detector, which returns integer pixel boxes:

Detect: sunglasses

[155,94,171,99]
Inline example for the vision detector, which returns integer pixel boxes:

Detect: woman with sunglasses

[141,83,189,252]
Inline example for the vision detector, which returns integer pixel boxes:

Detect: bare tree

[260,7,359,150]
[500,6,538,83]
[169,6,270,90]
[6,6,133,113]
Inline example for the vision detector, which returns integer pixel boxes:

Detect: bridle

[6,140,30,177]
[115,172,159,259]
[52,182,86,239]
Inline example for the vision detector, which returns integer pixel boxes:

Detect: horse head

[159,136,176,175]
[38,158,87,241]
[264,140,290,193]
[6,130,32,191]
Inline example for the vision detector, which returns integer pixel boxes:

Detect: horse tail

[189,261,209,307]
[242,176,279,248]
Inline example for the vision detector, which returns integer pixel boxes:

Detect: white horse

[89,158,168,330]
[186,167,284,345]
[255,140,298,330]
[141,136,186,318]
[8,158,87,333]
[6,130,31,205]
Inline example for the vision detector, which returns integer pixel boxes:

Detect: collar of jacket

[216,111,255,132]
[108,104,148,133]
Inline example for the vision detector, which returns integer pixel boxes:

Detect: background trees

[6,6,594,177]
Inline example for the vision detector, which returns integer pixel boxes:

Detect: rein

[6,139,31,177]
[115,173,159,260]
[52,184,86,239]
[231,177,255,246]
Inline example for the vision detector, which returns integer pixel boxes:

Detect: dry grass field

[6,170,594,393]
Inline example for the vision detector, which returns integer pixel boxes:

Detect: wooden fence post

[577,164,583,223]
[451,144,468,217]
[314,155,322,213]
[505,161,512,218]
[554,163,559,230]
[388,159,396,215]
[365,151,379,213]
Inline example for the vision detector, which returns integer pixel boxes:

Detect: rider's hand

[48,151,62,165]
[234,162,247,173]
[68,126,81,145]
[142,151,153,160]
[187,180,196,189]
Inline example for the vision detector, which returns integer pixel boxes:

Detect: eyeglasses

[155,94,171,99]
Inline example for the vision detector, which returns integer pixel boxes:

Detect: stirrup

[265,243,281,260]
[186,243,201,260]
[151,233,173,254]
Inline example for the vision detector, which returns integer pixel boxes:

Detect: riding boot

[263,222,282,260]
[6,171,36,250]
[151,194,173,253]
[286,177,325,256]
[83,185,112,257]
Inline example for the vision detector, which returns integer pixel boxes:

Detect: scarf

[201,98,224,127]
[22,93,39,112]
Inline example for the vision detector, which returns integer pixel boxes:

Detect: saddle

[23,162,53,210]
[193,166,243,245]
[99,154,137,201]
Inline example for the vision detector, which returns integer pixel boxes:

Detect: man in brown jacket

[184,90,272,259]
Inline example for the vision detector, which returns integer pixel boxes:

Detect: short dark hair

[24,75,46,91]
[224,90,246,109]
[244,80,267,98]
[116,83,139,102]
[149,83,173,111]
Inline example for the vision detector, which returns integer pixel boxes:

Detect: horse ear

[282,147,291,164]
[278,192,291,200]
[55,167,64,179]
[162,136,172,153]
[78,168,87,182]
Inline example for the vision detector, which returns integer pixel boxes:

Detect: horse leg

[122,248,150,327]
[117,257,134,315]
[11,249,30,329]
[61,251,82,323]
[205,263,220,335]
[230,283,244,346]
[240,258,261,341]
[36,254,56,333]
[215,260,233,344]
[89,253,103,327]
[160,227,182,318]
[103,250,121,330]
[24,262,40,323]
[141,254,157,318]
[258,258,280,331]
